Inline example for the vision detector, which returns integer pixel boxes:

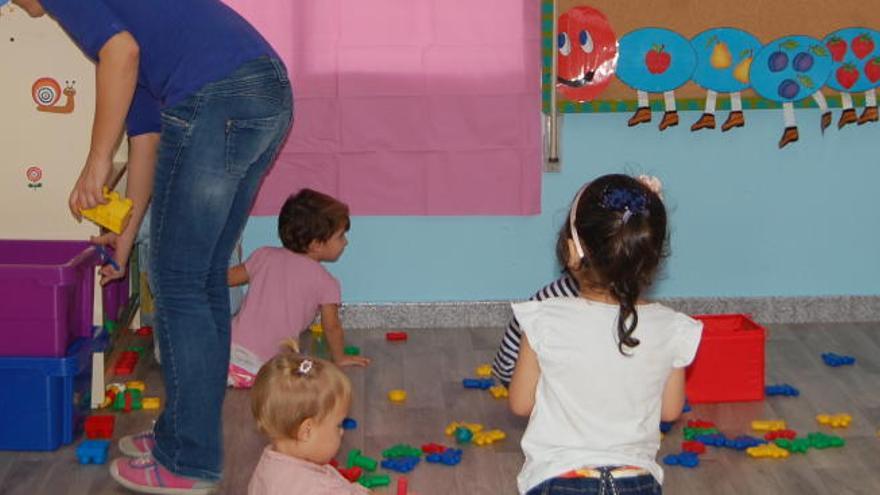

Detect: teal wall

[242,109,880,303]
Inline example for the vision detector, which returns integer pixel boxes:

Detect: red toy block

[84,415,116,439]
[686,314,765,403]
[337,466,363,483]
[329,458,339,468]
[764,429,797,441]
[687,419,716,429]
[421,442,446,454]
[135,326,153,337]
[681,440,706,454]
[397,476,408,495]
[386,331,408,342]
[114,351,139,375]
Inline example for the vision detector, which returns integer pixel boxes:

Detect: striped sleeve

[491,274,579,386]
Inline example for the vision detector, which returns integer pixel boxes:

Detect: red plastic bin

[685,314,766,403]
[0,240,115,357]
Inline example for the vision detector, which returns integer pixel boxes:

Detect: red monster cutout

[556,6,618,102]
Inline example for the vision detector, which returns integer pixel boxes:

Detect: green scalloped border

[540,0,863,114]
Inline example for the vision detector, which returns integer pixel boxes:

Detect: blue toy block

[659,421,674,434]
[821,353,855,367]
[682,400,692,413]
[462,378,494,390]
[76,440,110,464]
[765,384,800,397]
[380,456,420,473]
[342,417,358,430]
[663,452,699,468]
[426,448,462,466]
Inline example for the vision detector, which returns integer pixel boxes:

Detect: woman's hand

[69,154,113,220]
[90,232,129,285]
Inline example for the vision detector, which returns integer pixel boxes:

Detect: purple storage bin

[0,240,102,357]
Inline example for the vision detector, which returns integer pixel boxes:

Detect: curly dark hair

[278,189,350,253]
[557,174,668,355]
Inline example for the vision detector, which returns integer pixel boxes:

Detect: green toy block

[359,474,391,489]
[346,448,377,471]
[127,346,146,355]
[683,427,720,441]
[344,345,360,356]
[775,438,810,453]
[382,444,422,459]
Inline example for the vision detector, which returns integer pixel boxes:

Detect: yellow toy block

[816,413,852,428]
[142,397,161,410]
[473,429,507,446]
[125,380,146,392]
[445,421,484,436]
[475,364,492,378]
[751,420,787,432]
[746,443,790,459]
[80,187,133,234]
[489,385,508,399]
[310,323,323,336]
[388,389,407,403]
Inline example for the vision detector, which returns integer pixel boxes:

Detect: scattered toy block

[342,417,358,430]
[751,420,787,432]
[388,389,407,403]
[382,444,422,459]
[473,429,506,446]
[683,426,720,440]
[686,419,716,429]
[821,352,855,367]
[142,397,161,410]
[426,448,462,466]
[475,364,492,377]
[84,415,115,439]
[80,187,132,234]
[386,331,408,342]
[462,378,494,390]
[659,421,674,434]
[774,437,811,453]
[765,384,800,397]
[681,440,706,454]
[359,474,391,489]
[125,380,145,392]
[134,326,153,337]
[488,385,508,399]
[421,443,446,455]
[764,429,797,441]
[344,345,361,356]
[346,449,378,472]
[746,443,790,459]
[454,426,473,444]
[381,456,420,473]
[816,413,852,428]
[806,432,845,449]
[663,452,699,467]
[397,476,408,495]
[113,351,139,375]
[76,440,111,464]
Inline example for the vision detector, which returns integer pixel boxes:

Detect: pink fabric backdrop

[223,0,542,216]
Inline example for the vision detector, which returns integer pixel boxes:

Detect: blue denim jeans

[149,56,293,481]
[527,471,662,495]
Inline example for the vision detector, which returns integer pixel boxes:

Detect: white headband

[568,183,590,261]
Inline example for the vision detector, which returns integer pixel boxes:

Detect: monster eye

[579,30,594,53]
[558,32,571,56]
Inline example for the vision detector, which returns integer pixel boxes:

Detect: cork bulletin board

[542,0,880,114]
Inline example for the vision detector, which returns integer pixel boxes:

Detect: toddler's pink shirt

[231,247,340,362]
[248,447,368,495]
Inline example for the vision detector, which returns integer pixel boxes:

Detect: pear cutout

[733,51,753,84]
[710,40,732,69]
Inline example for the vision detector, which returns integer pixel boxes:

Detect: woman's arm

[321,304,369,367]
[508,335,540,416]
[69,31,140,216]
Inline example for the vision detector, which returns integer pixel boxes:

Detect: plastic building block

[134,326,153,337]
[746,443,790,459]
[462,378,494,390]
[359,474,391,489]
[681,440,706,454]
[84,415,115,439]
[475,364,492,377]
[816,413,852,428]
[342,417,358,430]
[445,421,483,436]
[821,352,855,367]
[765,384,800,397]
[310,323,323,336]
[381,456,420,473]
[454,426,473,444]
[113,351,139,375]
[806,432,845,449]
[94,245,121,271]
[344,345,360,356]
[473,429,506,446]
[346,449,378,472]
[142,397,161,410]
[421,443,447,454]
[774,437,811,453]
[80,187,133,234]
[426,448,463,466]
[683,426,720,440]
[489,385,508,399]
[663,452,699,467]
[388,389,407,403]
[113,389,143,412]
[76,440,111,464]
[330,459,363,483]
[686,419,716,429]
[764,429,797,441]
[386,331,408,342]
[127,346,146,356]
[397,476,409,495]
[659,421,674,434]
[125,380,145,392]
[382,444,422,459]
[682,399,692,413]
[751,420,787,432]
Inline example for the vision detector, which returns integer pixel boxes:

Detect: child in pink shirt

[228,189,369,388]
[248,348,369,495]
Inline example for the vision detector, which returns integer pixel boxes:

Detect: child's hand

[333,355,371,367]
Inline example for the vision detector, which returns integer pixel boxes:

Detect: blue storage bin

[0,337,98,451]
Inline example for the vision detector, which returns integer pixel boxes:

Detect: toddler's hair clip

[297,359,314,376]
[601,186,648,224]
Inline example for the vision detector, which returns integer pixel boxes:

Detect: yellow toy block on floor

[80,187,133,234]
[142,397,161,410]
[751,420,787,432]
[489,385,508,399]
[746,443,790,459]
[816,413,852,428]
[473,429,506,446]
[388,389,407,403]
[475,364,492,377]
[125,380,145,392]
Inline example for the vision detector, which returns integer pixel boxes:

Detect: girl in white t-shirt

[509,174,703,495]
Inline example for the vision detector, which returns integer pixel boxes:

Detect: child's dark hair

[558,174,668,355]
[278,189,350,253]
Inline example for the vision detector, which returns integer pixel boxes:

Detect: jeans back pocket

[224,113,289,178]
